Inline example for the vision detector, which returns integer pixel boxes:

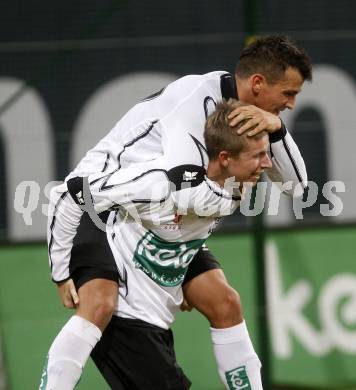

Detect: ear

[218,151,230,168]
[251,74,265,94]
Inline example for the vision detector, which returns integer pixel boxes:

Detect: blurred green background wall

[0,227,355,389]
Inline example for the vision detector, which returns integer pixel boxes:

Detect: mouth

[250,175,260,182]
[252,171,263,181]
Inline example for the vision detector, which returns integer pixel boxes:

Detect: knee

[217,286,242,318]
[90,293,117,320]
[80,293,116,331]
[77,282,118,331]
[207,287,243,327]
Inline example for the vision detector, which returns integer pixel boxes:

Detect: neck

[235,76,254,104]
[207,161,227,187]
[207,161,244,195]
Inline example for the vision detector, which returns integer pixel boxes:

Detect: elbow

[279,174,308,198]
[48,182,68,217]
[290,176,308,199]
[49,182,66,203]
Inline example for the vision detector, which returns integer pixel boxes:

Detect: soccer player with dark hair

[41,35,310,389]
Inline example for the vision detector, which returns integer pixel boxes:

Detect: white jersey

[51,159,240,328]
[47,71,307,328]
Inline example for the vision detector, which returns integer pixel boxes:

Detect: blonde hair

[204,99,266,160]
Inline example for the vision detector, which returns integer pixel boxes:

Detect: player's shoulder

[202,70,231,79]
[163,71,232,105]
[172,70,230,88]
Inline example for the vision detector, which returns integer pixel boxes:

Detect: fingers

[242,120,268,136]
[228,106,256,127]
[57,278,79,309]
[227,105,254,120]
[236,118,261,135]
[62,294,75,309]
[70,286,79,306]
[228,104,281,135]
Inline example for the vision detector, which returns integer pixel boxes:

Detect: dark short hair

[204,99,267,160]
[235,35,312,83]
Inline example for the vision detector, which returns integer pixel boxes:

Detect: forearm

[47,183,83,282]
[172,174,241,218]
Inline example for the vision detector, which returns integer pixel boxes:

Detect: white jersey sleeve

[267,123,308,197]
[166,165,241,217]
[68,160,240,219]
[48,158,241,281]
[47,183,83,282]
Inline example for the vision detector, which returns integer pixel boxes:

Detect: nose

[286,96,296,110]
[261,153,272,169]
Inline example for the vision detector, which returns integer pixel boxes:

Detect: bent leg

[41,277,118,390]
[183,268,262,389]
[183,268,243,328]
[76,277,118,331]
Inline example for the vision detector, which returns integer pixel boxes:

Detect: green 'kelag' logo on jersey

[133,231,204,287]
[225,366,251,390]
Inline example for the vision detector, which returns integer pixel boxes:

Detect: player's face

[226,134,272,185]
[255,67,304,115]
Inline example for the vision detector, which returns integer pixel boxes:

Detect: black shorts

[70,212,221,290]
[91,316,191,390]
[69,211,120,289]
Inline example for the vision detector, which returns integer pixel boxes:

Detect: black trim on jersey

[99,168,168,193]
[52,276,71,284]
[90,172,111,186]
[167,165,206,191]
[67,176,84,205]
[69,170,171,209]
[203,96,216,119]
[130,197,168,204]
[101,153,110,173]
[107,223,129,297]
[48,191,69,276]
[269,121,287,143]
[140,87,166,102]
[189,133,208,167]
[111,212,118,240]
[269,142,274,159]
[281,137,305,188]
[109,195,169,209]
[220,73,238,100]
[67,176,94,207]
[117,119,159,168]
[204,178,241,201]
[119,266,128,297]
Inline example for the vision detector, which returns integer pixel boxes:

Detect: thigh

[68,212,122,330]
[75,276,119,331]
[182,268,243,327]
[91,316,191,390]
[183,244,221,286]
[77,277,119,308]
[183,267,229,312]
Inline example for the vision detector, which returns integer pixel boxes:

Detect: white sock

[210,320,263,390]
[39,315,101,390]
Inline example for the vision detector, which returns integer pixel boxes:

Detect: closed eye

[284,91,298,97]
